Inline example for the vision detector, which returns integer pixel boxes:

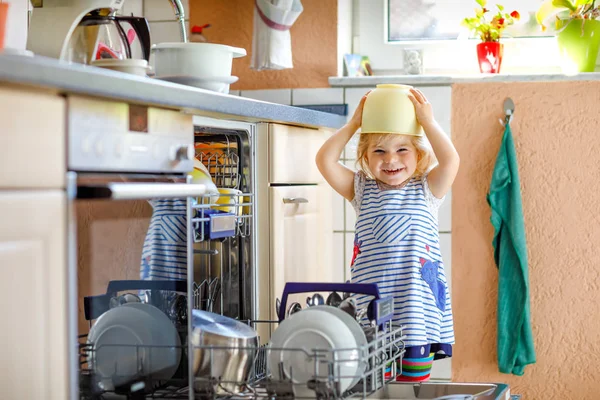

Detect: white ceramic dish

[151,42,245,82]
[311,305,368,389]
[155,75,239,93]
[121,302,182,381]
[91,59,150,77]
[87,304,181,390]
[268,307,361,397]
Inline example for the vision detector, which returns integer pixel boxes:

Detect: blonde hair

[356,133,436,179]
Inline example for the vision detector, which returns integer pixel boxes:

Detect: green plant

[536,0,600,31]
[461,0,521,42]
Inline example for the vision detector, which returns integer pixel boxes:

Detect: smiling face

[365,134,418,185]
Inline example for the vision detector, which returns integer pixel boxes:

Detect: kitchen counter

[0,54,346,130]
[329,72,600,87]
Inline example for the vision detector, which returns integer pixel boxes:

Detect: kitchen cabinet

[0,191,70,400]
[255,123,335,328]
[0,86,66,189]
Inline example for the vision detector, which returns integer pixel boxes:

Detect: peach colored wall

[451,81,600,399]
[190,0,338,90]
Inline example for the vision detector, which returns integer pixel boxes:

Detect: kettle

[66,12,151,65]
[361,84,423,137]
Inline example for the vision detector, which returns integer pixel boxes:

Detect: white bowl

[91,59,149,77]
[151,42,246,80]
[268,307,361,397]
[155,75,238,93]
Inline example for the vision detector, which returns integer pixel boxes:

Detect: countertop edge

[0,55,346,130]
[329,72,600,87]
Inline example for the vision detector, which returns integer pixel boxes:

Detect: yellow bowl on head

[361,84,423,136]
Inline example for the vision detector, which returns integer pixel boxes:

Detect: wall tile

[438,190,452,232]
[292,88,344,106]
[144,0,189,22]
[240,89,292,105]
[430,358,452,381]
[118,0,143,16]
[333,233,345,283]
[344,232,355,282]
[228,90,241,96]
[149,20,190,45]
[332,191,345,232]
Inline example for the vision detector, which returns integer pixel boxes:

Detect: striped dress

[140,199,188,281]
[350,171,454,366]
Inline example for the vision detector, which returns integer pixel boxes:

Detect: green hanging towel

[487,123,536,376]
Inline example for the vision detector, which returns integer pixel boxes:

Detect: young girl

[315,88,460,382]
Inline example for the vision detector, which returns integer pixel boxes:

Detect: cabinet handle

[283,197,308,204]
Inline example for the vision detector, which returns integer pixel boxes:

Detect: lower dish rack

[79,320,404,400]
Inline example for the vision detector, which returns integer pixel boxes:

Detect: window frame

[354,0,593,75]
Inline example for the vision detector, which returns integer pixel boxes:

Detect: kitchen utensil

[311,293,324,306]
[325,291,342,307]
[306,296,313,308]
[190,159,220,203]
[361,84,423,137]
[191,309,259,394]
[108,292,141,308]
[66,14,151,65]
[151,42,246,84]
[213,188,243,215]
[339,296,357,319]
[275,297,281,318]
[286,302,302,317]
[268,306,362,398]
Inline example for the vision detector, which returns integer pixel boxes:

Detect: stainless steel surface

[67,95,195,174]
[325,291,343,307]
[0,55,346,129]
[167,0,188,42]
[77,182,207,199]
[190,310,259,395]
[283,197,309,204]
[367,382,510,400]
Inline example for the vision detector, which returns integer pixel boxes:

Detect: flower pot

[556,18,600,73]
[476,42,504,73]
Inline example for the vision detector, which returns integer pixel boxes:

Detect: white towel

[251,0,303,70]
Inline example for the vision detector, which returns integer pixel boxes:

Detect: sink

[367,382,510,400]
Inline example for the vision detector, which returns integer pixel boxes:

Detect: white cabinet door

[0,86,66,189]
[0,191,69,399]
[269,184,333,319]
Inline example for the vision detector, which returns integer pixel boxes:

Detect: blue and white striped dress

[350,171,455,352]
[140,199,188,281]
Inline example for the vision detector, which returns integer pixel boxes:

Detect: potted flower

[461,0,520,73]
[536,0,600,73]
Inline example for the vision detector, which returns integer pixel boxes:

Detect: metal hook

[500,97,515,126]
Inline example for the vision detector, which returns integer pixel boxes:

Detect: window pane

[388,0,552,41]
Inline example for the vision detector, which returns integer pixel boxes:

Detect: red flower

[510,10,520,19]
[497,18,505,26]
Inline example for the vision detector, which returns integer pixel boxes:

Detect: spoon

[311,293,324,306]
[326,291,343,307]
[338,297,357,318]
[287,302,302,317]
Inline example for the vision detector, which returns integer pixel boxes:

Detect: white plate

[311,305,368,389]
[87,306,155,390]
[268,307,360,397]
[122,302,182,381]
[154,75,238,92]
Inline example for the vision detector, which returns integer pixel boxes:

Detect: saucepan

[190,309,259,394]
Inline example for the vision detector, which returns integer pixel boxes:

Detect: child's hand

[408,88,436,127]
[349,91,371,130]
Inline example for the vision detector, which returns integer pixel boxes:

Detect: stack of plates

[268,305,368,397]
[154,75,239,93]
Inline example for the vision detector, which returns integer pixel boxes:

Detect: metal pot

[190,309,259,394]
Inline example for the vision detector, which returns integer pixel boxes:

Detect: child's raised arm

[408,88,460,199]
[316,94,368,201]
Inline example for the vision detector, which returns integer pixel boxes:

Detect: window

[387,0,552,42]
